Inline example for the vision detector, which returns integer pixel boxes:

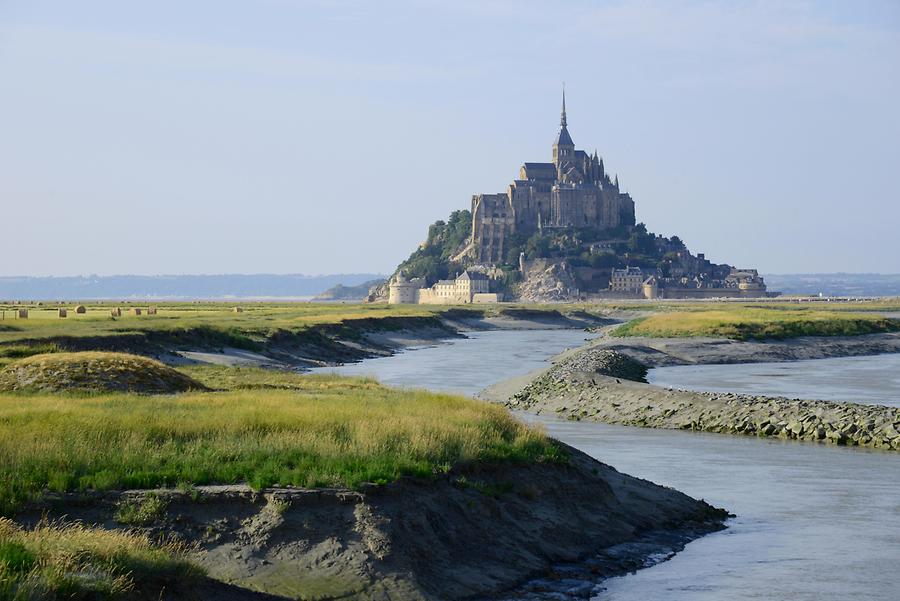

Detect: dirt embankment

[1,309,613,371]
[19,445,727,600]
[496,347,900,451]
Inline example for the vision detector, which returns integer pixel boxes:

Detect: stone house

[610,267,644,293]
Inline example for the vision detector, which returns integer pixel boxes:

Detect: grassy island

[612,305,900,340]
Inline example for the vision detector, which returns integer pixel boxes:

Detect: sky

[1,0,898,276]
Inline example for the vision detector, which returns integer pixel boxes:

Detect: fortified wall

[388,271,501,305]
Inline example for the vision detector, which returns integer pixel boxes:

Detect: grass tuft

[0,517,200,600]
[114,494,168,527]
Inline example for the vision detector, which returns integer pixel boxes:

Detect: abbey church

[471,92,637,263]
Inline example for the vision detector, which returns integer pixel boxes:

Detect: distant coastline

[763,273,900,297]
[0,273,386,301]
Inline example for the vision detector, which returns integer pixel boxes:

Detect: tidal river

[313,330,900,601]
[648,353,900,407]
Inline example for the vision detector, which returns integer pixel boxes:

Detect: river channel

[314,329,900,600]
[648,353,900,407]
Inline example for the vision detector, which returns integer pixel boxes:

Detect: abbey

[471,92,636,263]
[383,90,772,304]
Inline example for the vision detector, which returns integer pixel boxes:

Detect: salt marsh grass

[0,368,559,515]
[613,306,900,339]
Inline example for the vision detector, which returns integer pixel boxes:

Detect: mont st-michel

[2,3,899,601]
[382,91,769,305]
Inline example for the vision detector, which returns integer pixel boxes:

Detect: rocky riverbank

[595,331,900,367]
[17,444,727,600]
[498,348,900,451]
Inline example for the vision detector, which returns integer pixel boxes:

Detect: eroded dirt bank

[489,347,900,451]
[18,445,726,600]
[0,309,613,371]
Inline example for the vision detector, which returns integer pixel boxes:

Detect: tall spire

[560,84,567,128]
[553,84,574,160]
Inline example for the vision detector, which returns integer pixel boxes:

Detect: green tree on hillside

[397,210,472,282]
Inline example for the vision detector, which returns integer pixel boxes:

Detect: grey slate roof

[554,125,574,147]
[522,162,557,180]
[458,270,488,281]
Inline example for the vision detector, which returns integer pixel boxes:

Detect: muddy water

[315,330,900,600]
[648,353,900,407]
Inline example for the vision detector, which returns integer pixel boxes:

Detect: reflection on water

[648,353,900,407]
[314,330,900,600]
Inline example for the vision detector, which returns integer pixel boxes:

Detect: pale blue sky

[1,0,898,276]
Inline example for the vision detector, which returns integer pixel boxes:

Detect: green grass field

[2,300,897,370]
[0,302,473,370]
[0,302,441,345]
[612,305,900,339]
[0,365,561,516]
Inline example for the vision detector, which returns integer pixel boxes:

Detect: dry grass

[0,368,562,515]
[0,352,205,394]
[613,306,900,340]
[0,517,200,600]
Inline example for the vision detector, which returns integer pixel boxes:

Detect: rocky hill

[313,279,385,302]
[379,207,737,302]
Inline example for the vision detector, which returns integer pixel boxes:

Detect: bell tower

[552,87,575,166]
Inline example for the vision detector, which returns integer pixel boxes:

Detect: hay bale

[74,305,86,314]
[233,306,243,313]
[147,306,158,315]
[58,308,67,318]
[130,308,142,316]
[17,309,28,319]
[111,307,122,317]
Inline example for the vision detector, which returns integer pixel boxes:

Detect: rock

[881,424,900,440]
[826,430,847,444]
